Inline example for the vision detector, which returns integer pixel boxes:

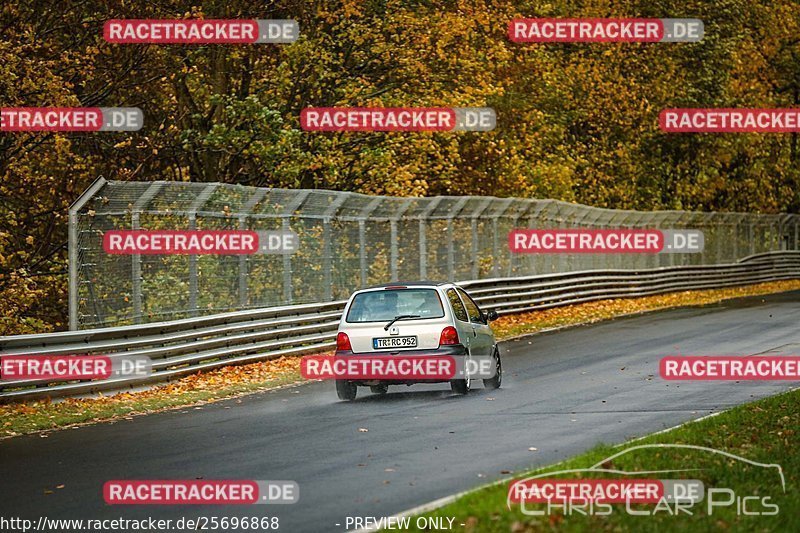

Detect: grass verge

[1,279,799,440]
[408,387,800,532]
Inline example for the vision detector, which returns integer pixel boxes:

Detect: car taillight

[336,332,352,351]
[439,326,459,346]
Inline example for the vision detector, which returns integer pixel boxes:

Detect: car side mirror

[485,309,499,322]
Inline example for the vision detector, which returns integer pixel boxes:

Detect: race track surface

[2,291,799,532]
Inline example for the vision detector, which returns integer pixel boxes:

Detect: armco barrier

[2,251,799,402]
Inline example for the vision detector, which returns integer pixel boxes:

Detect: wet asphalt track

[1,291,799,532]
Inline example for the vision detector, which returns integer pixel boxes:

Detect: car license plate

[373,336,418,349]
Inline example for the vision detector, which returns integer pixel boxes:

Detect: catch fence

[70,178,800,329]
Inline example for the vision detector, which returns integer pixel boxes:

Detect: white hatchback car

[334,282,501,400]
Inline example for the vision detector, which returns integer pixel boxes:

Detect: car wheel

[450,379,469,394]
[370,384,388,395]
[483,346,502,389]
[336,380,357,401]
[450,358,471,395]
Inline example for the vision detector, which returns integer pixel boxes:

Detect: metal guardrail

[2,251,799,402]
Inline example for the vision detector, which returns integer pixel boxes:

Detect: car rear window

[346,289,445,322]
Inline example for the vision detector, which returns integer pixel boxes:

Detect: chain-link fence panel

[69,178,800,329]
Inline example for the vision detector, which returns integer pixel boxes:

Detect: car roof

[360,281,450,290]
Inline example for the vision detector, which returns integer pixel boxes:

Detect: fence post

[128,182,163,323]
[390,199,414,281]
[131,211,142,323]
[556,203,571,272]
[447,198,470,280]
[238,215,249,306]
[507,200,531,276]
[491,218,498,276]
[282,218,293,303]
[471,199,493,279]
[492,198,515,276]
[418,198,443,279]
[187,184,218,315]
[321,194,348,300]
[359,219,367,286]
[188,213,197,310]
[390,220,398,281]
[68,209,79,329]
[795,218,799,250]
[236,188,268,308]
[582,207,606,270]
[281,191,311,304]
[68,177,107,330]
[358,198,382,287]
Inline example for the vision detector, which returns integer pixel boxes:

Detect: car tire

[336,380,358,401]
[483,346,502,389]
[450,379,469,394]
[370,384,388,395]
[450,357,471,395]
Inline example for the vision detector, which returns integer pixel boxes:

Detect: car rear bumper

[334,345,467,386]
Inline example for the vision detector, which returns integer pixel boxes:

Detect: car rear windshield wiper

[384,315,420,331]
